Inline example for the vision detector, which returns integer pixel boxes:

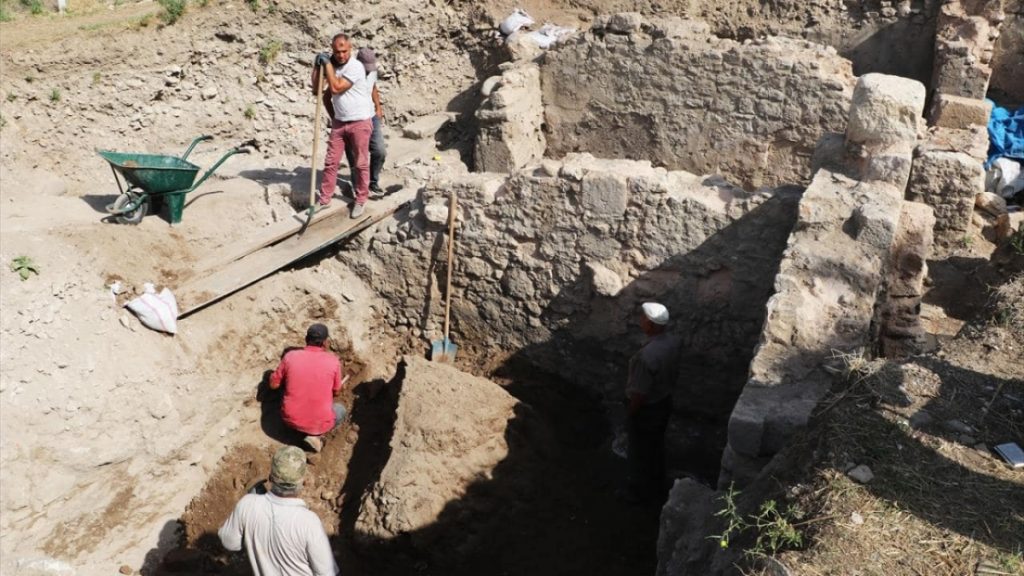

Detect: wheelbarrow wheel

[111,193,148,225]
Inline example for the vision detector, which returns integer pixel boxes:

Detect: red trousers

[319,117,372,205]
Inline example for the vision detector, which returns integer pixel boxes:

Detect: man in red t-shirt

[269,323,346,453]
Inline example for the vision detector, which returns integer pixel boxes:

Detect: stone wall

[540,16,855,190]
[340,155,797,415]
[990,0,1024,104]
[474,62,547,172]
[722,74,928,486]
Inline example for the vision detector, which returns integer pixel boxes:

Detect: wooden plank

[177,200,408,318]
[193,202,349,275]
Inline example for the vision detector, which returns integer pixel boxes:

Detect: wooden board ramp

[177,200,408,318]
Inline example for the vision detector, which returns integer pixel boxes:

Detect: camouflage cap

[270,446,307,488]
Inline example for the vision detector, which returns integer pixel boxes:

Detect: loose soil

[158,367,663,576]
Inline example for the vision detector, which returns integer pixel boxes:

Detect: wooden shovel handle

[310,64,325,209]
[443,190,457,341]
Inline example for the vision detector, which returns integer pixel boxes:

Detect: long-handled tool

[431,190,459,362]
[299,62,326,236]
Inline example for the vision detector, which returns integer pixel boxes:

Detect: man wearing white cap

[623,302,681,504]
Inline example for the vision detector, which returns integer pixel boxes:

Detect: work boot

[350,203,366,219]
[303,435,323,453]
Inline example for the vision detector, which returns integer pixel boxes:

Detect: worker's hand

[314,52,330,68]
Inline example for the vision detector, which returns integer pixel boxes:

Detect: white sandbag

[126,285,179,335]
[989,157,1024,199]
[499,8,534,35]
[525,23,577,49]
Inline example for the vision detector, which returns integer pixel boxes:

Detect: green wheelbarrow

[99,135,254,225]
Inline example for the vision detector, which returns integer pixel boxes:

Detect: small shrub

[20,0,43,15]
[708,483,805,559]
[245,0,259,11]
[259,39,282,65]
[137,13,153,27]
[91,71,101,86]
[243,104,255,120]
[0,1,13,22]
[10,256,39,281]
[49,88,61,102]
[157,0,186,24]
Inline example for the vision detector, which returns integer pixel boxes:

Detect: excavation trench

[153,353,727,575]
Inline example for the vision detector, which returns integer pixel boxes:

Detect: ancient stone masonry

[340,155,797,409]
[722,74,928,487]
[877,202,936,357]
[930,0,1005,101]
[906,0,1004,250]
[990,0,1023,104]
[474,62,547,172]
[540,16,855,190]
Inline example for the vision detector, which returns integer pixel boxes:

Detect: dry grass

[991,273,1024,338]
[744,326,1024,576]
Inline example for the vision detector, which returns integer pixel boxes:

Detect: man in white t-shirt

[219,446,338,576]
[314,33,375,218]
[346,48,387,199]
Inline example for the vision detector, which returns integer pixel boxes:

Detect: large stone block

[846,73,926,147]
[907,149,984,238]
[929,93,993,129]
[581,172,629,218]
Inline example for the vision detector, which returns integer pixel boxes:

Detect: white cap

[642,302,669,325]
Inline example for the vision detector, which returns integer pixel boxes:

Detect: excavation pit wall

[339,153,799,472]
[536,16,856,190]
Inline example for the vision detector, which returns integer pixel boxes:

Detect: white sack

[990,157,1024,199]
[499,8,534,35]
[126,285,179,335]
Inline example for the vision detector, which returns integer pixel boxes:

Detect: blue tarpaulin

[986,99,1024,168]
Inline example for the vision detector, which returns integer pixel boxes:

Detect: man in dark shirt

[624,302,681,503]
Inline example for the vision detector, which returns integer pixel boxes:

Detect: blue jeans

[346,115,386,188]
[331,403,347,431]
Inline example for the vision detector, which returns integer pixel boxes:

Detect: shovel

[299,62,326,237]
[431,190,459,362]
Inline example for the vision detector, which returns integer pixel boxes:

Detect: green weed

[20,0,43,16]
[245,0,259,11]
[49,88,61,102]
[91,71,101,86]
[10,256,39,281]
[1010,227,1024,256]
[243,104,255,120]
[0,1,12,22]
[708,483,804,558]
[157,0,186,24]
[258,39,282,65]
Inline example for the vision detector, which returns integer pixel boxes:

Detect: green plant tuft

[10,256,39,281]
[259,39,282,65]
[243,104,255,120]
[157,0,186,24]
[49,88,61,102]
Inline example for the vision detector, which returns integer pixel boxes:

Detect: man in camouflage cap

[219,446,339,575]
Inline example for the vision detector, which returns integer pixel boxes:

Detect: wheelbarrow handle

[186,145,251,192]
[181,135,215,161]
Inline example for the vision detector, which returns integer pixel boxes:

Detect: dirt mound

[354,356,525,552]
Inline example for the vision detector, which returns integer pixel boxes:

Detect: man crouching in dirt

[269,323,347,453]
[219,446,339,576]
[623,302,681,504]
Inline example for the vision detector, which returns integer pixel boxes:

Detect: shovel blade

[430,338,458,362]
